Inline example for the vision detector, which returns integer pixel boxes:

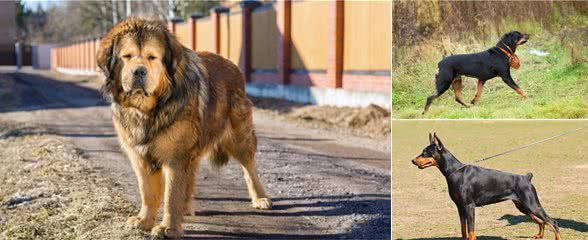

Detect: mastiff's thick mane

[97,17,208,145]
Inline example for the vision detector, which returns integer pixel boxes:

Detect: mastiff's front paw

[252,197,273,210]
[151,224,183,239]
[127,216,154,231]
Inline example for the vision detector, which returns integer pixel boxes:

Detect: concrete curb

[246,83,390,109]
[56,68,99,76]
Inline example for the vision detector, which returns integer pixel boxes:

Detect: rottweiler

[412,133,561,240]
[423,31,530,114]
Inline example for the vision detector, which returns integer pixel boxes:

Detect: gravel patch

[250,96,391,139]
[0,122,144,240]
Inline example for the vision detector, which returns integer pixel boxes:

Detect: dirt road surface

[0,67,390,239]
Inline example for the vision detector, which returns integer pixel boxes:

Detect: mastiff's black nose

[133,66,147,78]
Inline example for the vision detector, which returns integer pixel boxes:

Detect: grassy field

[392,120,588,239]
[392,23,588,119]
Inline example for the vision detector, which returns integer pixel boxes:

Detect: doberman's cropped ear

[433,132,444,151]
[429,132,434,144]
[96,35,119,79]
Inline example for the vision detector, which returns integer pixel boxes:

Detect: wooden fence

[51,1,390,93]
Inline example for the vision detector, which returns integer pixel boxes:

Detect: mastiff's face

[117,35,167,97]
[97,18,184,112]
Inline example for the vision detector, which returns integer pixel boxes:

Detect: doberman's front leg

[458,206,469,239]
[500,71,528,99]
[466,205,476,240]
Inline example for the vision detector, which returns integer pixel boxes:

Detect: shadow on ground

[188,194,391,239]
[499,214,588,232]
[0,71,106,113]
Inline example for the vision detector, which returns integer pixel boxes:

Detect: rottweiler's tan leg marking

[471,79,485,105]
[515,88,529,98]
[452,77,469,108]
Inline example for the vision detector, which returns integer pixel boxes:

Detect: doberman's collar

[498,41,520,69]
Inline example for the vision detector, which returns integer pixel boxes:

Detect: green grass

[392,27,588,119]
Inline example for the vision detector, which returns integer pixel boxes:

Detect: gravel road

[0,67,390,239]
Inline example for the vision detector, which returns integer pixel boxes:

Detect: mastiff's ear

[96,35,119,80]
[163,31,185,83]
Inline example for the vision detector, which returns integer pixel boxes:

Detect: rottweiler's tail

[526,172,533,181]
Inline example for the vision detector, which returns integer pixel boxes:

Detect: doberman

[423,31,530,114]
[412,133,561,240]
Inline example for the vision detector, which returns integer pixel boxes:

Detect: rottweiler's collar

[498,41,520,69]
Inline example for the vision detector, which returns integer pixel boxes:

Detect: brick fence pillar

[72,45,75,69]
[188,12,204,51]
[211,6,229,55]
[79,42,84,70]
[76,43,81,70]
[327,1,344,88]
[87,40,92,72]
[89,39,95,73]
[167,17,183,35]
[276,1,291,85]
[94,39,101,72]
[239,1,261,83]
[84,40,89,72]
[67,46,70,68]
[50,48,56,70]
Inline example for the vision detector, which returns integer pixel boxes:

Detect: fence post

[95,38,101,72]
[50,48,55,70]
[76,42,81,70]
[86,40,92,72]
[72,45,75,69]
[188,12,204,51]
[211,6,229,55]
[239,1,261,83]
[55,48,58,69]
[89,39,95,73]
[84,40,89,72]
[327,1,344,88]
[168,17,183,35]
[79,42,83,71]
[72,44,75,70]
[79,42,84,71]
[276,1,291,85]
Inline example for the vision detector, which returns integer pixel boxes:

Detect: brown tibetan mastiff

[97,17,272,238]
